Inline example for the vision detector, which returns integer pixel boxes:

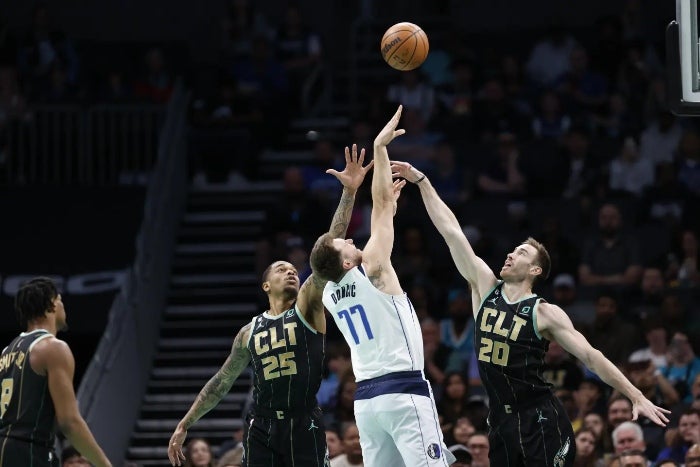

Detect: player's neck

[267,296,295,316]
[502,281,533,302]
[25,319,56,336]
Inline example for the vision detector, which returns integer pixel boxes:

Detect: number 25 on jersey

[337,304,373,345]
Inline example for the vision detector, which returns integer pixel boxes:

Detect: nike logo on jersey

[536,409,548,423]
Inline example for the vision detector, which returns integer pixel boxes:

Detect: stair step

[143,393,249,404]
[136,418,242,431]
[152,366,224,379]
[158,337,236,350]
[160,319,242,331]
[171,254,255,271]
[175,242,256,255]
[259,149,313,163]
[165,303,257,317]
[183,211,264,224]
[147,378,251,392]
[189,180,283,194]
[179,224,262,238]
[171,273,257,286]
[167,285,260,300]
[141,401,243,415]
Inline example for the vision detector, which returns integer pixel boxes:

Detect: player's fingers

[394,129,406,137]
[358,147,366,165]
[392,105,403,123]
[351,143,358,162]
[326,169,340,177]
[344,146,352,165]
[364,159,374,171]
[391,171,401,178]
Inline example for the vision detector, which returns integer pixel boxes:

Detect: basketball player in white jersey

[310,106,455,467]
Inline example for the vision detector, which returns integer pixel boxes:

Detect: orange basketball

[380,22,429,71]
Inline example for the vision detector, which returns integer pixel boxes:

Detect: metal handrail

[2,103,164,186]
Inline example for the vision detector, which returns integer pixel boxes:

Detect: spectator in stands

[500,54,530,116]
[97,68,132,103]
[608,135,655,197]
[612,421,646,455]
[574,428,599,467]
[473,78,527,143]
[531,90,571,141]
[594,93,637,140]
[691,373,700,411]
[40,61,79,103]
[559,126,602,200]
[584,412,614,458]
[574,378,609,427]
[614,449,648,467]
[330,422,363,467]
[427,141,471,209]
[629,268,667,321]
[216,427,243,459]
[392,225,434,284]
[666,229,700,288]
[555,46,608,117]
[687,443,700,467]
[437,372,473,434]
[384,108,441,169]
[275,4,322,111]
[422,317,451,389]
[466,433,490,467]
[434,59,476,143]
[133,47,173,103]
[317,341,352,411]
[638,111,683,167]
[219,0,273,60]
[578,203,643,288]
[526,24,578,89]
[677,130,700,197]
[644,162,688,229]
[543,340,584,392]
[440,287,476,379]
[61,446,89,466]
[386,69,435,123]
[476,131,527,197]
[537,216,581,279]
[184,438,215,467]
[446,417,477,447]
[628,317,668,369]
[550,273,595,326]
[18,4,80,99]
[326,428,344,460]
[585,292,639,365]
[608,396,634,431]
[655,408,700,464]
[661,332,700,404]
[325,370,356,430]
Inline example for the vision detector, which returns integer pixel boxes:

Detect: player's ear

[262,281,271,293]
[530,265,542,277]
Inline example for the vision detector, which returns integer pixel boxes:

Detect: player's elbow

[57,413,86,435]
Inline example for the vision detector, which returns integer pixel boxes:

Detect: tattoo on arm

[328,190,355,238]
[368,264,385,291]
[181,324,251,429]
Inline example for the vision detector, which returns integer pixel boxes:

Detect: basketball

[380,22,429,71]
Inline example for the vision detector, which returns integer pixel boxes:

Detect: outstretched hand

[632,396,671,427]
[392,178,406,203]
[326,143,374,192]
[167,426,187,466]
[374,105,405,147]
[390,160,424,183]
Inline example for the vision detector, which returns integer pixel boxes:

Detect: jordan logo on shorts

[309,420,318,431]
[553,437,570,467]
[536,409,548,423]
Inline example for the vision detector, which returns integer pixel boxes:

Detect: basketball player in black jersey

[0,277,111,467]
[168,144,374,467]
[390,160,671,467]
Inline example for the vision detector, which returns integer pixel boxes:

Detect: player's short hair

[14,277,58,328]
[310,233,344,283]
[523,237,551,282]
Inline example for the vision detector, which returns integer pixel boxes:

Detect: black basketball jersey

[0,330,56,447]
[475,282,552,410]
[247,305,324,411]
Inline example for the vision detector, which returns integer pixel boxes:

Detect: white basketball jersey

[322,265,424,382]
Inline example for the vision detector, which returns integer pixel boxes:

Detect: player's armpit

[297,274,327,332]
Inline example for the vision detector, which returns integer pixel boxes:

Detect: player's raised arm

[537,302,671,427]
[297,144,373,329]
[168,323,252,466]
[390,160,497,300]
[362,106,405,293]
